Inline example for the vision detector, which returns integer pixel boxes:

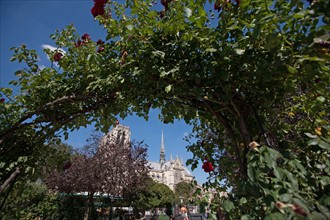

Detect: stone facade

[101,121,131,149]
[147,131,194,191]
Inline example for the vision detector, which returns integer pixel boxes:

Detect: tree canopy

[174,181,196,204]
[128,177,175,213]
[0,0,329,218]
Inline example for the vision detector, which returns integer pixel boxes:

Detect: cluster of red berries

[214,0,240,11]
[202,160,214,172]
[91,0,107,18]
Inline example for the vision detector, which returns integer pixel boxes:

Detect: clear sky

[0,0,209,183]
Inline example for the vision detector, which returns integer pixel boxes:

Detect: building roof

[147,160,194,177]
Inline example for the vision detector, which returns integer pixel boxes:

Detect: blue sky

[0,0,209,183]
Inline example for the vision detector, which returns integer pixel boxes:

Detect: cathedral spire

[159,130,166,168]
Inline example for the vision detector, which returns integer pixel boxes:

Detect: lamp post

[108,195,114,220]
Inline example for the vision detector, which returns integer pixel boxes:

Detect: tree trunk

[84,192,94,220]
[0,167,21,193]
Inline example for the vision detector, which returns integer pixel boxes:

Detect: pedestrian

[180,204,189,220]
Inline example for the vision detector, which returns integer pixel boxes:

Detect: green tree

[1,0,329,218]
[174,181,195,205]
[129,178,175,214]
[0,180,59,220]
[0,141,73,214]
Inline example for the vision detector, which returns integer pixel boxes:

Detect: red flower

[96,39,104,45]
[97,47,105,53]
[202,161,214,172]
[275,201,286,209]
[75,40,83,47]
[291,204,308,217]
[53,52,63,61]
[0,98,5,103]
[91,4,105,18]
[94,0,107,5]
[82,33,91,42]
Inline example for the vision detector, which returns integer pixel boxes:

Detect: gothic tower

[159,130,166,168]
[100,120,131,149]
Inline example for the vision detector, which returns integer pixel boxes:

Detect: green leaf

[223,200,235,212]
[235,49,245,55]
[126,25,134,31]
[293,11,305,19]
[317,96,326,102]
[240,197,247,205]
[286,65,298,74]
[307,138,319,146]
[309,212,327,220]
[205,48,217,53]
[305,133,318,138]
[17,156,28,163]
[247,164,255,181]
[318,140,330,150]
[264,212,286,220]
[266,147,282,159]
[286,171,298,190]
[274,167,284,180]
[165,85,172,93]
[252,25,261,39]
[279,193,292,202]
[317,203,330,217]
[240,0,251,9]
[241,215,252,220]
[151,50,165,59]
[184,7,192,18]
[320,176,330,186]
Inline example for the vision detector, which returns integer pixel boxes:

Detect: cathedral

[147,131,194,190]
[102,121,194,191]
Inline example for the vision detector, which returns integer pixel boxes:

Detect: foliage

[0,181,96,220]
[0,180,59,220]
[174,181,196,204]
[219,127,330,219]
[55,194,93,220]
[0,0,329,218]
[128,177,175,213]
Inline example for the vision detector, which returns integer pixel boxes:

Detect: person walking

[180,204,189,220]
